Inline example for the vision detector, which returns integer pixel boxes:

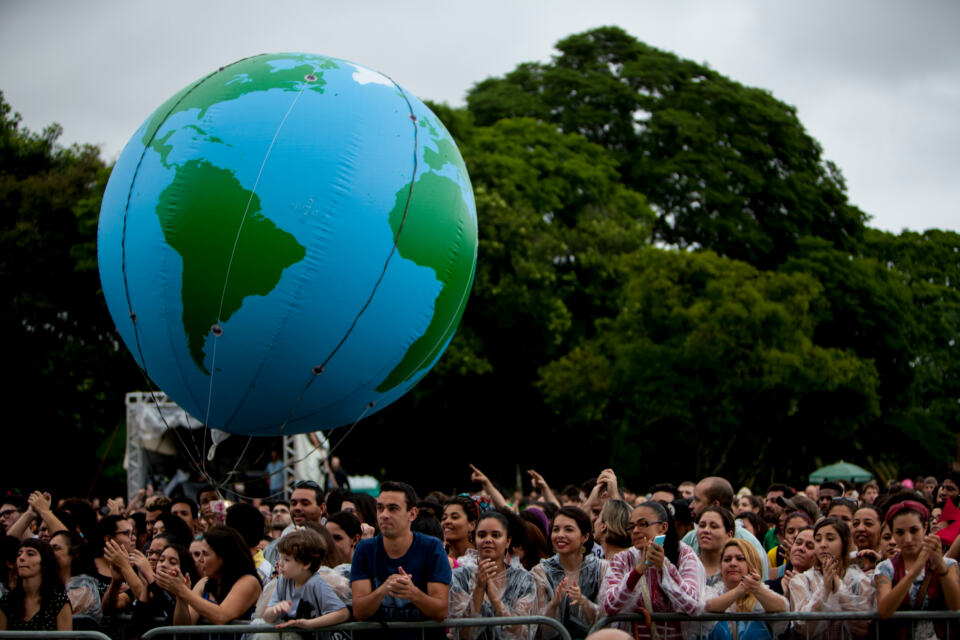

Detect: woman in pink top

[602,501,706,640]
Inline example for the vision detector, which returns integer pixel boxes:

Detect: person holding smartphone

[602,501,706,640]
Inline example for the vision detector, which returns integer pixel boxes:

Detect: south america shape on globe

[97,53,478,435]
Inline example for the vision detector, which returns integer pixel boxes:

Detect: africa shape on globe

[97,53,478,436]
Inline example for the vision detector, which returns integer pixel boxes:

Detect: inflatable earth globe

[98,53,478,436]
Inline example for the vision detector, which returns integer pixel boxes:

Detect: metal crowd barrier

[0,633,112,639]
[590,610,960,639]
[139,615,573,639]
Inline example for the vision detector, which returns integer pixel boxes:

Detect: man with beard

[263,480,326,563]
[762,483,795,552]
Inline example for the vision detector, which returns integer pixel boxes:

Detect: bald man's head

[691,476,734,518]
[587,630,633,640]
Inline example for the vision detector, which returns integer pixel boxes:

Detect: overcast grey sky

[2,0,958,233]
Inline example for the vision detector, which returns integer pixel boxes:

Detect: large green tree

[1,92,135,495]
[467,26,867,270]
[538,248,880,487]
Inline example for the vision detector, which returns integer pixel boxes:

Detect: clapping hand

[103,539,132,572]
[822,555,841,594]
[27,491,52,515]
[550,577,569,607]
[741,569,763,595]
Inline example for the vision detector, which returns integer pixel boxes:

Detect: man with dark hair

[351,480,451,638]
[196,485,220,530]
[270,500,291,539]
[226,502,272,584]
[762,483,795,551]
[560,485,581,506]
[290,480,325,526]
[170,497,199,538]
[0,495,27,536]
[817,481,843,516]
[263,480,326,564]
[144,495,172,541]
[649,483,680,504]
[682,476,769,577]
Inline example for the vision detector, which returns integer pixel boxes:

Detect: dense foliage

[2,27,957,496]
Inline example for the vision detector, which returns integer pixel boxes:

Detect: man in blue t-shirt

[351,480,451,638]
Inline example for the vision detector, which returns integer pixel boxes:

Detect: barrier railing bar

[0,633,113,639]
[590,610,960,635]
[141,615,572,640]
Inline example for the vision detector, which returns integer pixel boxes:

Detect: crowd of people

[2,466,960,639]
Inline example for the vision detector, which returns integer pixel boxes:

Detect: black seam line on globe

[203,65,319,440]
[118,54,265,487]
[271,73,421,436]
[214,61,335,436]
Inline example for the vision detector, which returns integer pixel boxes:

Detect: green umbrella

[809,460,873,483]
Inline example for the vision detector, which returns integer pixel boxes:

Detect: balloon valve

[129,311,137,321]
[304,74,317,82]
[409,114,417,123]
[367,401,375,408]
[211,324,223,337]
[312,365,325,375]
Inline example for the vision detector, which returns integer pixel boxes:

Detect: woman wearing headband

[876,494,960,639]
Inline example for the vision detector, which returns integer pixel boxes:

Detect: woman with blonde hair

[705,539,787,639]
[595,499,632,559]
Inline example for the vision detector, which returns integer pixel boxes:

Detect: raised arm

[470,464,508,509]
[527,470,560,508]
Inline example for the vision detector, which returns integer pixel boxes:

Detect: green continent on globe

[156,159,306,374]
[142,53,339,163]
[376,171,477,392]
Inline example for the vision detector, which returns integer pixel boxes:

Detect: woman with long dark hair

[788,517,875,638]
[602,500,705,640]
[155,525,261,625]
[130,543,199,635]
[449,511,537,639]
[49,530,101,619]
[876,494,960,639]
[0,539,71,631]
[533,506,608,639]
[696,506,735,587]
[443,495,479,567]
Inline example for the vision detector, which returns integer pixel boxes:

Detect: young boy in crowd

[264,528,350,634]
